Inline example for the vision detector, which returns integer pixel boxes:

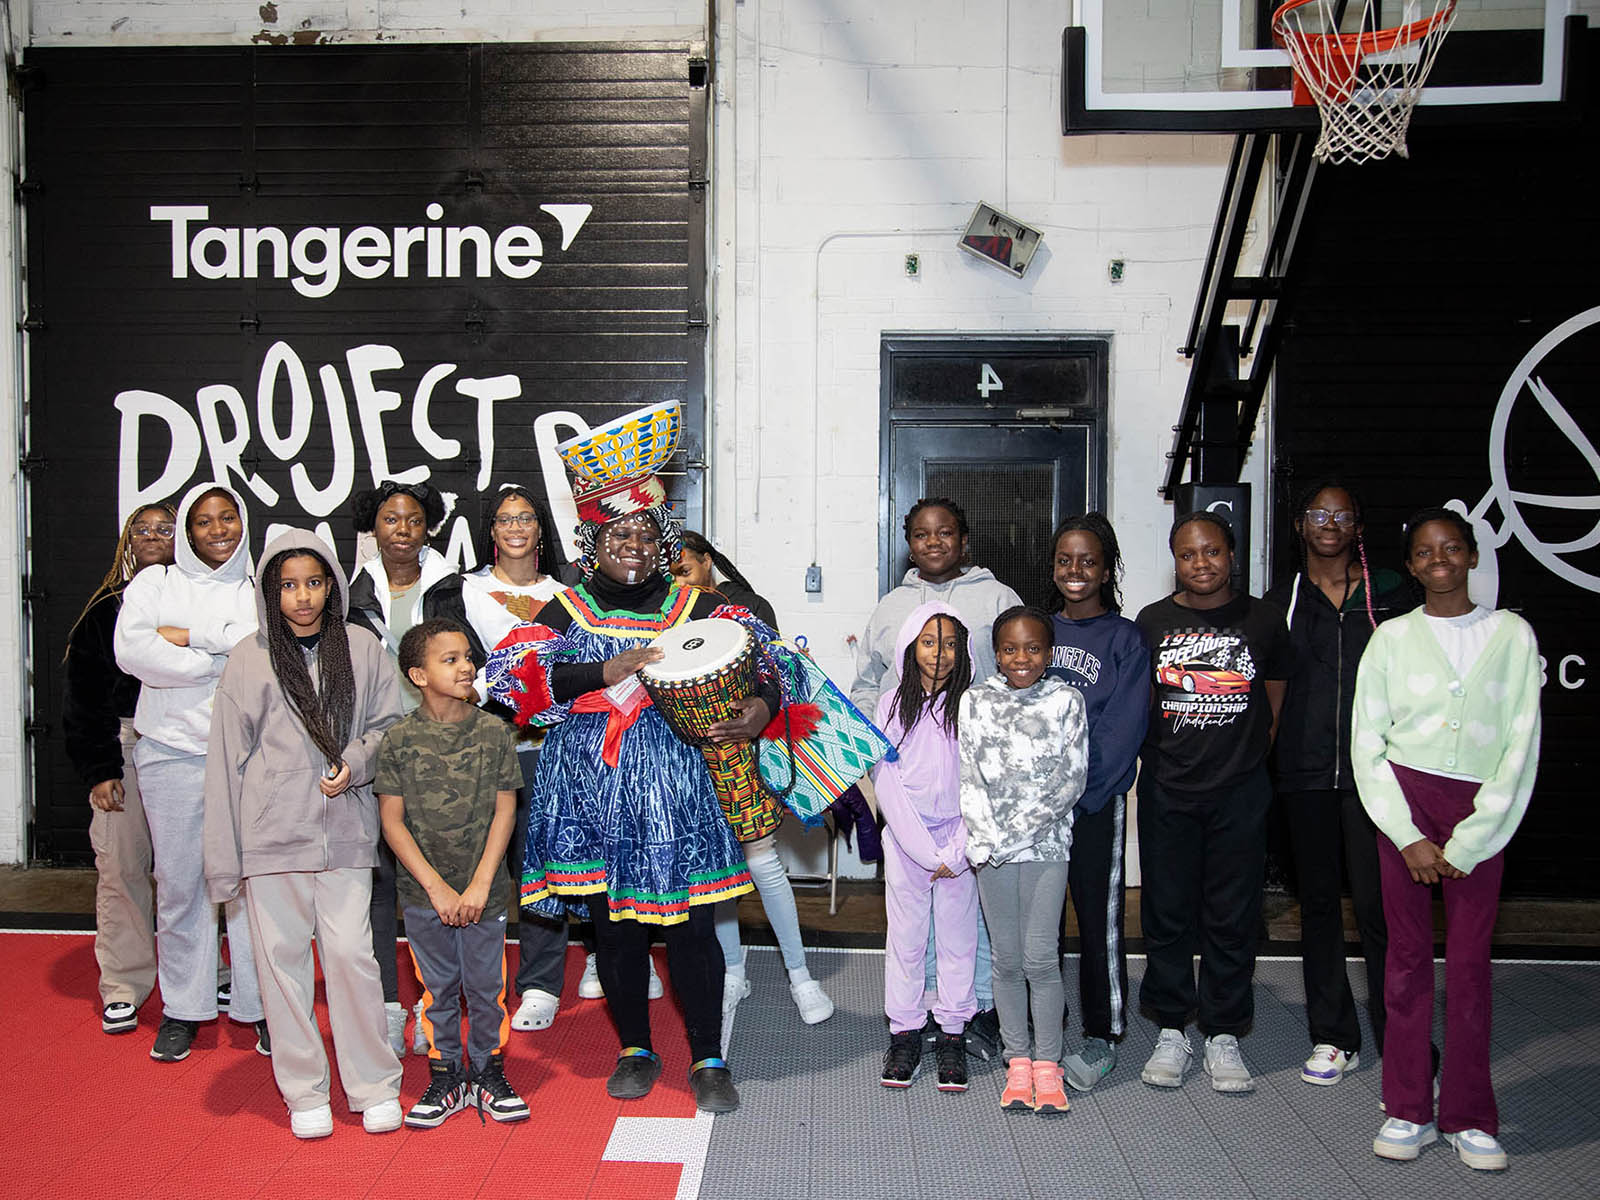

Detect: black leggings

[586,895,724,1063]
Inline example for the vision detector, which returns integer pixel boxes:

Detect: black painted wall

[24,44,707,862]
[1273,28,1599,897]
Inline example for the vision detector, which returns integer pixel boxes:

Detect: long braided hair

[1292,480,1377,630]
[260,547,356,769]
[680,530,757,592]
[65,503,177,656]
[891,612,972,740]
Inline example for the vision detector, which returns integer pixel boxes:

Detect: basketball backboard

[1063,0,1583,132]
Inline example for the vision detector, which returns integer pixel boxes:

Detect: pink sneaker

[1032,1060,1070,1117]
[1001,1057,1034,1111]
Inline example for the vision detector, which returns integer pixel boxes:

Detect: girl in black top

[1265,481,1412,1087]
[1134,512,1292,1095]
[63,504,176,1035]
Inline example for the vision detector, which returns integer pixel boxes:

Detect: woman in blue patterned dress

[487,491,778,1114]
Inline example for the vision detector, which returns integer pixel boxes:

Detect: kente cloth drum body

[639,618,782,842]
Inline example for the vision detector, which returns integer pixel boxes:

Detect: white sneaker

[1302,1043,1357,1086]
[1203,1034,1255,1093]
[1374,1117,1439,1161]
[511,988,559,1032]
[1140,1028,1192,1088]
[647,957,664,1000]
[361,1098,403,1134]
[789,978,834,1025]
[290,1103,334,1139]
[1446,1128,1508,1171]
[383,1001,406,1058]
[723,971,751,1020]
[411,997,429,1056]
[578,953,604,999]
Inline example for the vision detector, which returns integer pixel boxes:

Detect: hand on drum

[707,696,771,743]
[603,646,664,686]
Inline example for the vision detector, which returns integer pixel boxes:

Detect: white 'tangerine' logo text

[149,202,593,299]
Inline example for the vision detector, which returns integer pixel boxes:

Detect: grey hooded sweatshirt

[202,529,404,903]
[115,481,258,757]
[850,565,1024,716]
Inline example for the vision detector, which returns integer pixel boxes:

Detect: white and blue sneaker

[1302,1043,1357,1086]
[1374,1117,1438,1161]
[1445,1128,1508,1171]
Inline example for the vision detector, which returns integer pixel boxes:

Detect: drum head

[642,618,751,682]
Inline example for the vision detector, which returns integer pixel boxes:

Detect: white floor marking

[602,1108,716,1200]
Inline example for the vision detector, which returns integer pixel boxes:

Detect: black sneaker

[405,1063,471,1129]
[472,1054,530,1123]
[102,1001,138,1035]
[935,1031,969,1092]
[254,1019,271,1057]
[150,1017,200,1062]
[216,982,230,1012]
[880,1029,923,1088]
[921,1010,939,1046]
[964,1008,1001,1062]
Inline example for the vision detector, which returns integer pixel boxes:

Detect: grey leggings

[976,859,1070,1063]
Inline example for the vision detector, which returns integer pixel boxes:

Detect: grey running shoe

[1140,1027,1192,1088]
[1203,1034,1255,1093]
[1063,1036,1118,1092]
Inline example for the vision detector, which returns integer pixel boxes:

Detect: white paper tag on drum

[605,672,646,714]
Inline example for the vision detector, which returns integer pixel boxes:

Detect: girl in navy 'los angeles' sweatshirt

[1044,514,1149,1093]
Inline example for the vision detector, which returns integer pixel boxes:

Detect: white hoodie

[849,565,1023,717]
[114,482,257,757]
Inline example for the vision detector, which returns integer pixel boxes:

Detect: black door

[880,336,1108,605]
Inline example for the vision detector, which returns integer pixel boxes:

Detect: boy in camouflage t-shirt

[377,618,526,1129]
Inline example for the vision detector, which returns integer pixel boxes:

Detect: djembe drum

[638,618,779,841]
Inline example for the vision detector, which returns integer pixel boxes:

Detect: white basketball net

[1273,0,1459,165]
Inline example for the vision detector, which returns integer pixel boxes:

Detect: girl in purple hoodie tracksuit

[872,602,977,1093]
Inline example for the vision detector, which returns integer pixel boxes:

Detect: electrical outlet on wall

[804,564,822,593]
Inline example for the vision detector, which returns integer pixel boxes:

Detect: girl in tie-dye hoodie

[959,605,1087,1116]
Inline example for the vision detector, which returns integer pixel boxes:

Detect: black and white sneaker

[472,1054,530,1123]
[881,1029,924,1088]
[102,1001,138,1035]
[254,1020,272,1057]
[405,1064,471,1129]
[935,1031,969,1092]
[150,1017,200,1062]
[216,982,230,1012]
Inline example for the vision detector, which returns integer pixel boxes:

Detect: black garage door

[23,43,708,862]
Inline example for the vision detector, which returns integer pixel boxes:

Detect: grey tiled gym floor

[704,949,1600,1199]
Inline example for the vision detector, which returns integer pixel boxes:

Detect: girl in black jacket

[1265,481,1412,1087]
[62,503,176,1035]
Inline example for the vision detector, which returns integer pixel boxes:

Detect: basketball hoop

[1272,0,1458,164]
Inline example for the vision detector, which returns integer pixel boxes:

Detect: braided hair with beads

[260,547,356,768]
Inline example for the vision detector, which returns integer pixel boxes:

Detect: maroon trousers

[1377,762,1504,1135]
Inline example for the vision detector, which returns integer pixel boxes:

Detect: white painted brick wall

[715,0,1274,878]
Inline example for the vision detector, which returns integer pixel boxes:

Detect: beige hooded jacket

[203,529,404,902]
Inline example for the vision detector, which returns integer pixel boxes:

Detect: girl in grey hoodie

[114,482,265,1063]
[203,530,406,1139]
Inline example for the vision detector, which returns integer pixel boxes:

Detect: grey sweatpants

[976,859,1070,1064]
[244,868,401,1114]
[136,745,263,1023]
[404,903,510,1074]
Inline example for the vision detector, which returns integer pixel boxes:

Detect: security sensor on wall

[958,202,1043,278]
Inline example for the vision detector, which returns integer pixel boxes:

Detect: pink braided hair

[1356,533,1376,630]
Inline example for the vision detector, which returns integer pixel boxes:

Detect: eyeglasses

[1304,508,1357,529]
[493,513,539,529]
[131,523,176,539]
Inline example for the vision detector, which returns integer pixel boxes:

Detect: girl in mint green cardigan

[1352,507,1540,1175]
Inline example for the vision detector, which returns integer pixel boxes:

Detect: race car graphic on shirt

[1152,629,1256,731]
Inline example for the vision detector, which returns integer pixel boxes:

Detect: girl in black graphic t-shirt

[1133,512,1292,1096]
